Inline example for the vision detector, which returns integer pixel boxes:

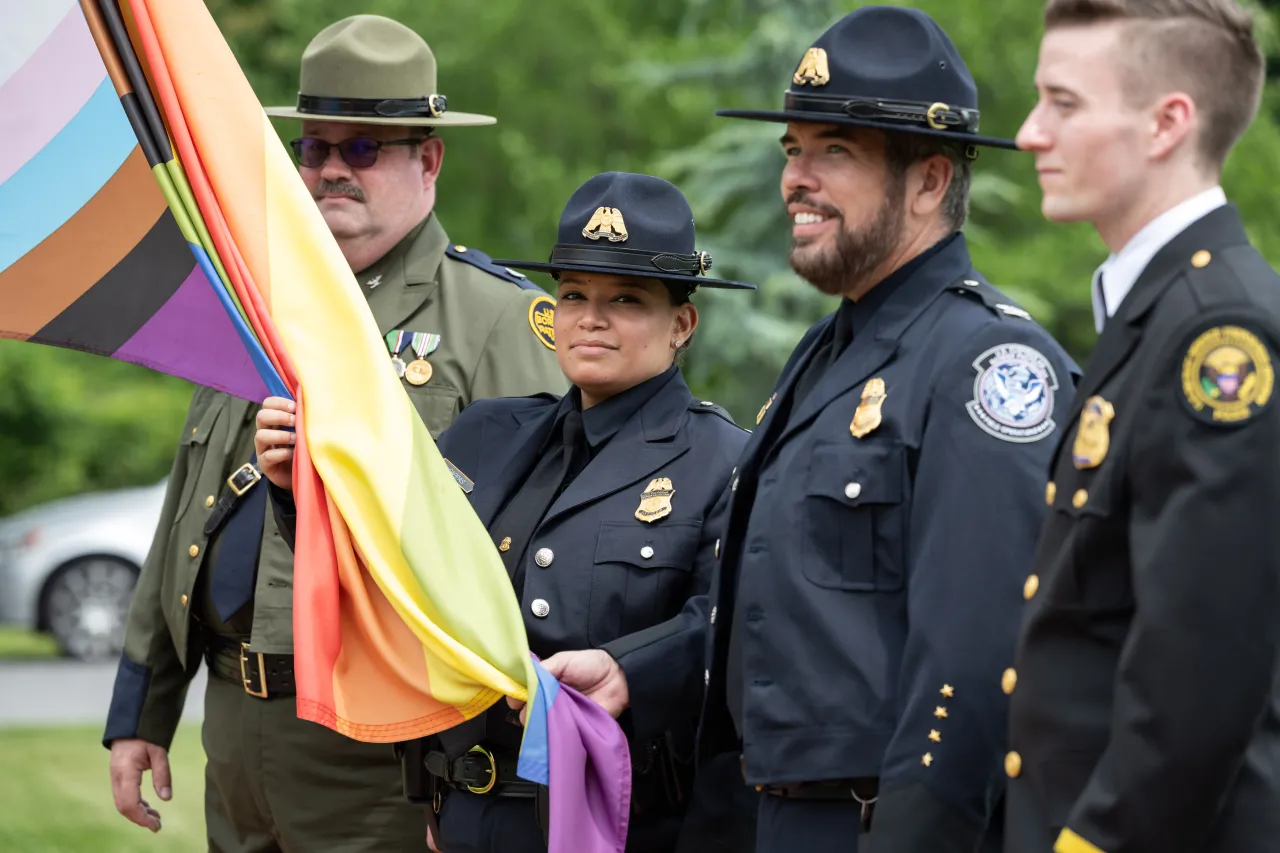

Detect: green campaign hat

[265,15,496,127]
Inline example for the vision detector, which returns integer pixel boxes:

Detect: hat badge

[793,47,830,87]
[582,207,629,242]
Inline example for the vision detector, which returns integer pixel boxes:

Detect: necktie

[208,456,266,623]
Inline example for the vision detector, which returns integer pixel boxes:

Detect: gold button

[1002,668,1017,695]
[1005,751,1022,778]
[189,544,200,558]
[205,495,215,508]
[454,245,468,253]
[180,594,189,607]
[1191,250,1211,268]
[1072,489,1088,508]
[190,427,198,436]
[1024,574,1040,600]
[1045,482,1056,505]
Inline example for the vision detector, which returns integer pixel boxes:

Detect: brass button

[1045,482,1056,505]
[1005,751,1022,778]
[1023,574,1040,600]
[1072,489,1088,508]
[189,544,200,558]
[454,245,468,253]
[1191,249,1211,268]
[180,594,189,607]
[1002,668,1017,695]
[205,495,216,508]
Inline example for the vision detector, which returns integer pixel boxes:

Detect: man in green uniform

[102,15,567,853]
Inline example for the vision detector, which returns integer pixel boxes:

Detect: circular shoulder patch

[1180,324,1274,425]
[965,343,1060,442]
[527,295,556,351]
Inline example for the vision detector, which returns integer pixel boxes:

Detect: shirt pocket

[171,403,222,525]
[799,441,907,592]
[404,383,461,439]
[589,519,701,645]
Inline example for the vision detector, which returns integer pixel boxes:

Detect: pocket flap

[181,402,222,446]
[805,442,905,505]
[593,520,701,570]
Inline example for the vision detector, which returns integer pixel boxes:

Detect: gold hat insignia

[793,47,831,87]
[583,207,628,242]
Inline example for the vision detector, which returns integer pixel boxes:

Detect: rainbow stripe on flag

[0,1,631,850]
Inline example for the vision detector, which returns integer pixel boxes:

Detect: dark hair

[882,133,972,231]
[1043,0,1263,170]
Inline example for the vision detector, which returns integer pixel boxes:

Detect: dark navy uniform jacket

[698,234,1079,850]
[440,367,748,748]
[1006,206,1280,853]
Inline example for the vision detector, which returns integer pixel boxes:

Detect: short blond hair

[1044,0,1264,170]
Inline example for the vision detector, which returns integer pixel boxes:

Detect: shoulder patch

[443,458,474,493]
[1180,324,1274,426]
[527,295,556,351]
[965,343,1060,443]
[446,244,543,291]
[950,276,1034,321]
[690,399,746,430]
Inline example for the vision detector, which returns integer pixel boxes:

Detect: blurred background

[1,0,1277,849]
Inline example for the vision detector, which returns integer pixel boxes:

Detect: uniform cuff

[102,654,150,747]
[1055,828,1106,853]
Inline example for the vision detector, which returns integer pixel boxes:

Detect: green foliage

[4,0,1278,513]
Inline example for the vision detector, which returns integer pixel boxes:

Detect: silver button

[531,599,551,618]
[845,482,862,500]
[640,545,655,559]
[732,477,739,492]
[710,606,717,625]
[534,548,554,567]
[704,669,710,686]
[701,400,714,406]
[505,267,526,279]
[714,538,720,559]
[963,278,979,287]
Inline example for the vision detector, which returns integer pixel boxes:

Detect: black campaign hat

[493,172,755,294]
[717,5,1016,151]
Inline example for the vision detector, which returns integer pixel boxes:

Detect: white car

[0,480,165,660]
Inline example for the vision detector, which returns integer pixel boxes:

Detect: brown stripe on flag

[0,147,168,338]
[79,0,133,97]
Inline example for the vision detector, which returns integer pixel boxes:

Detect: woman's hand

[254,396,297,491]
[507,650,631,723]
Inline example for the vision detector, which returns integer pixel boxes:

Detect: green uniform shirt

[106,213,567,748]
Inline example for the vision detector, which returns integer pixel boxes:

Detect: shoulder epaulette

[689,398,746,431]
[949,275,1033,321]
[445,243,542,291]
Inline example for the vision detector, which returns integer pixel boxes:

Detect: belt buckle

[228,463,262,498]
[240,642,269,698]
[464,745,497,795]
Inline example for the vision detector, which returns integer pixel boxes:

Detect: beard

[788,176,906,297]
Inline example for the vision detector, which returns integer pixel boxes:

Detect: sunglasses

[289,136,423,169]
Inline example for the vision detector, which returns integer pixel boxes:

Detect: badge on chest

[851,378,887,438]
[1072,396,1115,469]
[635,478,675,523]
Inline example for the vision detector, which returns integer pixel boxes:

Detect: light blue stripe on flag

[516,656,558,785]
[0,76,135,272]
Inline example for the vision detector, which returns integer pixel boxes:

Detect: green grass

[0,626,60,659]
[0,725,206,852]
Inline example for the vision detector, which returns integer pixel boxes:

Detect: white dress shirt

[1091,186,1228,332]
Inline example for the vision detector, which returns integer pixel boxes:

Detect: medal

[404,332,442,387]
[385,330,408,378]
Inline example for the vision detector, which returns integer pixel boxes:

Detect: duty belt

[425,744,537,799]
[204,635,296,699]
[759,778,879,831]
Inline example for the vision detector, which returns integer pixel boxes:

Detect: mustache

[314,179,365,202]
[785,192,841,219]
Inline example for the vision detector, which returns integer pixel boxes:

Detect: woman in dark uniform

[256,172,755,852]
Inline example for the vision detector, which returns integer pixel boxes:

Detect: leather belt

[758,778,880,831]
[204,634,296,699]
[204,463,263,538]
[425,744,537,798]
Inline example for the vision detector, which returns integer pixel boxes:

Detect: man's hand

[254,396,296,490]
[543,649,630,718]
[109,738,171,832]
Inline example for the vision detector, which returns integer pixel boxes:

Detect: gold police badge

[635,477,675,523]
[850,378,886,439]
[1072,396,1115,469]
[582,207,628,242]
[1181,325,1275,424]
[793,47,831,87]
[528,295,556,350]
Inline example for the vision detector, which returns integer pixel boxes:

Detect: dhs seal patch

[966,343,1059,443]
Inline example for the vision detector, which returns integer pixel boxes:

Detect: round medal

[390,356,407,378]
[405,358,433,386]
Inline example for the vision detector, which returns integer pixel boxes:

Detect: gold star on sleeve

[941,684,955,698]
[929,730,942,743]
[922,753,934,767]
[934,706,948,719]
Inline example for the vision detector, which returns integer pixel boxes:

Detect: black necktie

[492,410,588,595]
[209,454,265,622]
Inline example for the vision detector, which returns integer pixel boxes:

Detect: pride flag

[0,2,630,850]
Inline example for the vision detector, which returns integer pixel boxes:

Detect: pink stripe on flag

[0,6,107,185]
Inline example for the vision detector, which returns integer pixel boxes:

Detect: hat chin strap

[295,93,447,119]
[784,92,980,135]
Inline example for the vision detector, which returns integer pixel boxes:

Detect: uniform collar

[563,366,681,450]
[839,232,959,341]
[1091,186,1227,333]
[360,213,450,334]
